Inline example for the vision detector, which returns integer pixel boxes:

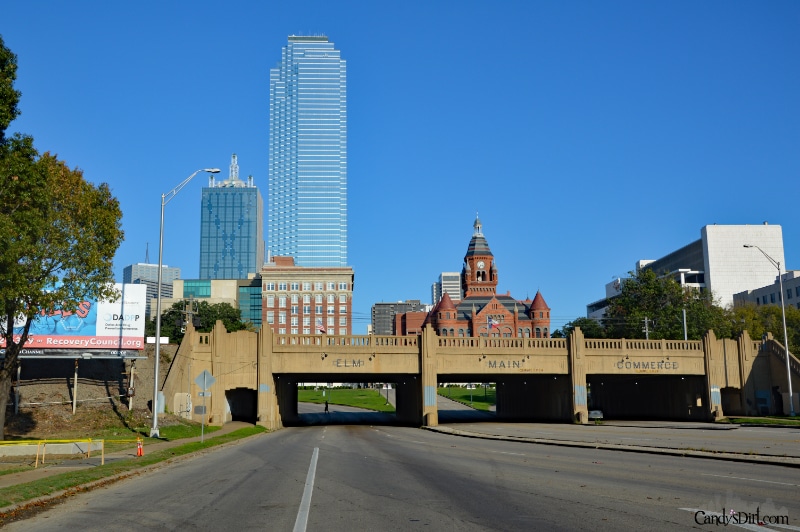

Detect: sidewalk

[0,421,254,490]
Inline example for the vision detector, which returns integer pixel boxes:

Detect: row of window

[756,285,800,305]
[264,281,349,291]
[266,313,347,327]
[266,293,348,307]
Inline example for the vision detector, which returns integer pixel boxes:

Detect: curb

[0,429,266,521]
[422,426,800,468]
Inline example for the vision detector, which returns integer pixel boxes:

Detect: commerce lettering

[616,360,678,370]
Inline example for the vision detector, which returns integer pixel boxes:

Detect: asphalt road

[7,417,800,531]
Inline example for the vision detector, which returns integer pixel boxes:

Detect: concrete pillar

[257,325,282,430]
[703,329,724,420]
[420,325,439,426]
[569,327,588,424]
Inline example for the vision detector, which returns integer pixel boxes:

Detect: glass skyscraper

[199,155,265,279]
[269,35,347,267]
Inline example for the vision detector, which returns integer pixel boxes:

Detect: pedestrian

[324,400,329,414]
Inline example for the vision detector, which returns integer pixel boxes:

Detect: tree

[145,300,252,344]
[731,302,800,354]
[604,269,730,341]
[0,37,123,439]
[558,317,606,339]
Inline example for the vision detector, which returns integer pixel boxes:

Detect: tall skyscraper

[122,261,180,318]
[199,154,265,280]
[269,35,347,267]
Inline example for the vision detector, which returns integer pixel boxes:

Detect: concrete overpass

[161,323,799,429]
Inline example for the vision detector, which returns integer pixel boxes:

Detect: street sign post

[194,370,216,442]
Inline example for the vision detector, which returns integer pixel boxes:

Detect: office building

[199,154,265,280]
[371,300,429,335]
[432,272,462,305]
[268,35,347,267]
[587,223,786,316]
[734,270,800,311]
[157,277,263,329]
[261,256,354,335]
[123,262,180,318]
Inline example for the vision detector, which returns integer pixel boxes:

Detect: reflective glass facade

[199,185,264,279]
[269,36,347,267]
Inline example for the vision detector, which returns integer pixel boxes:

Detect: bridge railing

[584,338,702,353]
[273,334,419,348]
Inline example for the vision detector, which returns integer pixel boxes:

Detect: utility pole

[643,317,651,340]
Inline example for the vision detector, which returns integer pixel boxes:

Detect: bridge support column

[420,325,439,426]
[257,326,282,430]
[703,330,725,420]
[569,327,588,424]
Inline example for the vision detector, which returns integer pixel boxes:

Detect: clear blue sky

[3,1,799,333]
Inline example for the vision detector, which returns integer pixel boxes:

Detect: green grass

[723,416,800,426]
[0,426,266,516]
[438,386,496,412]
[298,388,396,413]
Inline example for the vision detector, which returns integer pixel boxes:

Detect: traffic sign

[195,370,216,391]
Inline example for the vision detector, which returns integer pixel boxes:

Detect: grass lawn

[438,386,496,412]
[298,388,396,413]
[722,416,800,427]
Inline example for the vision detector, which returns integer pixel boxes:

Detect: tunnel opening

[587,374,709,420]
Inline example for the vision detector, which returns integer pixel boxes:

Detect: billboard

[0,284,147,358]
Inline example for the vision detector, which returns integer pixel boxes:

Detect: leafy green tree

[0,37,124,439]
[604,269,730,341]
[731,302,800,354]
[559,317,606,339]
[146,300,251,344]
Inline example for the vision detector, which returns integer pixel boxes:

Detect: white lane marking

[488,450,525,456]
[293,447,319,532]
[700,473,799,487]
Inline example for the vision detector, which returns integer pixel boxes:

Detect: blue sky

[3,1,799,333]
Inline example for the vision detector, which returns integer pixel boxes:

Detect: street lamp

[744,244,795,416]
[151,168,220,438]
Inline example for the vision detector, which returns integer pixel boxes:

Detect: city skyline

[3,2,798,333]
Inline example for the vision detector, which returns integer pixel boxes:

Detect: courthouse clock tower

[462,216,498,298]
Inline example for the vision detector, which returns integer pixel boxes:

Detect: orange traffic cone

[136,438,144,457]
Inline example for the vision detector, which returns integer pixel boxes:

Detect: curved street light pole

[151,168,220,438]
[744,244,795,417]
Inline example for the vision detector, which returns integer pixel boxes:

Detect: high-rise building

[268,35,347,267]
[432,272,462,305]
[199,154,265,280]
[123,262,180,318]
[371,300,429,335]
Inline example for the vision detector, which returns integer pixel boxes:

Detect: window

[315,294,323,304]
[290,282,299,291]
[278,282,287,291]
[303,294,311,304]
[315,282,323,290]
[303,328,311,335]
[771,293,776,303]
[303,317,310,326]
[279,328,286,334]
[267,295,275,308]
[278,296,287,308]
[291,294,299,304]
[339,294,347,303]
[796,287,800,297]
[303,282,311,291]
[316,305,323,314]
[340,306,347,314]
[291,328,298,335]
[327,294,336,303]
[788,290,793,300]
[291,317,298,326]
[327,306,334,315]
[327,282,335,290]
[265,282,275,291]
[338,282,347,290]
[278,312,286,324]
[339,328,347,335]
[327,317,335,327]
[267,311,274,324]
[291,306,298,315]
[303,305,311,314]
[339,317,347,326]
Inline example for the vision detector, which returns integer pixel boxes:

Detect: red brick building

[414,217,551,337]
